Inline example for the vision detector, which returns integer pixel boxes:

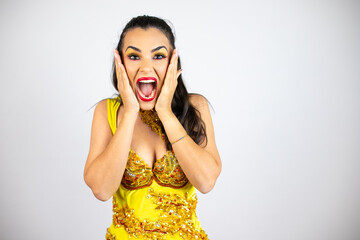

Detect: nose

[139,57,153,73]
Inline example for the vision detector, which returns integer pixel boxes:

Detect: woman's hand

[155,49,182,115]
[113,49,140,114]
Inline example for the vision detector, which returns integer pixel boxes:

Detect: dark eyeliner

[128,54,140,60]
[154,54,166,60]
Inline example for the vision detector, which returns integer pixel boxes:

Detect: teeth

[139,80,156,83]
[136,79,157,100]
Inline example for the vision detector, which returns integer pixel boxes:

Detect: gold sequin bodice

[105,96,208,240]
[121,149,189,190]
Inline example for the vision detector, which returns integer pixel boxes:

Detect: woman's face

[121,27,172,110]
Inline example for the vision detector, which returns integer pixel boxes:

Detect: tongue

[139,83,154,97]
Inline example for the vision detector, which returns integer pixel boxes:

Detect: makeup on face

[124,46,168,60]
[152,48,168,60]
[120,27,173,108]
[136,77,157,101]
[125,49,140,60]
[124,45,169,103]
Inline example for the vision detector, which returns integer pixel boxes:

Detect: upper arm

[189,94,222,169]
[84,99,112,178]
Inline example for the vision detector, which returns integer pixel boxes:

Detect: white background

[1,0,360,239]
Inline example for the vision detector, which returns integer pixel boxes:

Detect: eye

[128,54,140,60]
[154,54,166,60]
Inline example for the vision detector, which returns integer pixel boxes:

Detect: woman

[84,15,221,239]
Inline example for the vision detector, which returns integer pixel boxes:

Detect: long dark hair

[92,15,210,150]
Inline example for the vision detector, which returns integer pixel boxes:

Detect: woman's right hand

[113,49,140,114]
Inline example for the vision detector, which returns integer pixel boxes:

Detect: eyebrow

[125,45,168,53]
[151,46,168,53]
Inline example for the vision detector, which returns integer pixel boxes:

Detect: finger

[167,48,177,70]
[172,49,179,80]
[113,49,128,80]
[176,69,183,79]
[114,49,127,76]
[114,50,129,94]
[172,48,178,67]
[164,52,175,82]
[113,49,122,78]
[113,49,123,65]
[117,61,131,89]
[162,49,178,91]
[166,49,176,78]
[120,64,129,84]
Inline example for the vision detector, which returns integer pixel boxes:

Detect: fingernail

[175,49,178,57]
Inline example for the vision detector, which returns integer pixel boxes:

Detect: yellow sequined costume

[105,96,209,240]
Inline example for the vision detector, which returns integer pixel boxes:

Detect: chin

[139,100,156,111]
[139,105,155,111]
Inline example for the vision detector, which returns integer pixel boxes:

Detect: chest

[116,106,189,190]
[121,148,189,190]
[117,105,169,168]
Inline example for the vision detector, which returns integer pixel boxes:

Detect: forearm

[85,111,138,201]
[158,111,220,193]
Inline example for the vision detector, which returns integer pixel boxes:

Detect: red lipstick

[136,77,158,102]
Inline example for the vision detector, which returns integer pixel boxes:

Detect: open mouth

[136,77,158,102]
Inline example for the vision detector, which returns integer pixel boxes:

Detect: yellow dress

[105,96,209,240]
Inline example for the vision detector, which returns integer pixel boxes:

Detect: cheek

[156,63,169,79]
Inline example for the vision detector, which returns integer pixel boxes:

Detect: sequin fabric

[111,188,208,240]
[139,109,167,142]
[120,149,153,190]
[121,149,189,190]
[153,151,189,188]
[106,96,208,239]
[105,229,116,240]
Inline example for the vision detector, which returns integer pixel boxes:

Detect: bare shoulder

[189,93,209,111]
[84,98,112,176]
[94,99,108,116]
[92,98,113,135]
[91,98,111,138]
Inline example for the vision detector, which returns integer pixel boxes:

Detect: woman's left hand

[155,49,182,115]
